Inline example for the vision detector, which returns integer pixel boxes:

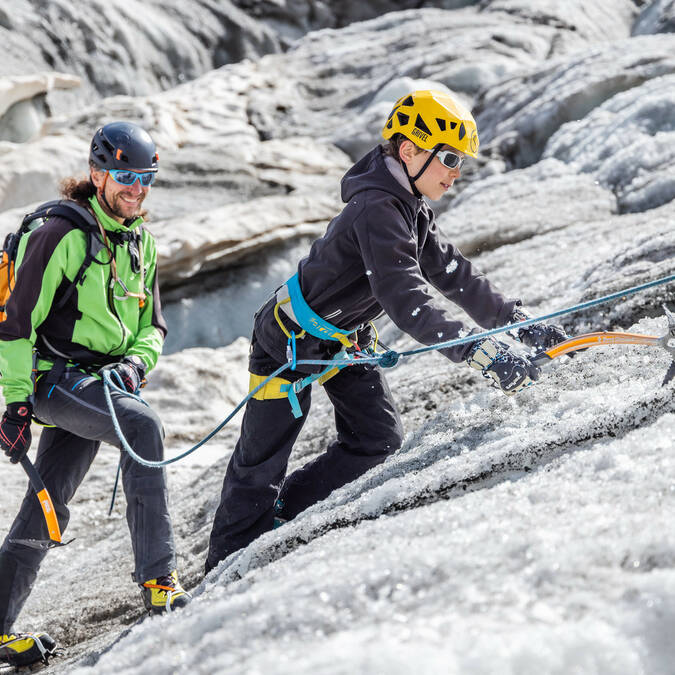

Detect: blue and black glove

[511,307,569,351]
[99,356,146,394]
[0,402,33,463]
[466,338,540,396]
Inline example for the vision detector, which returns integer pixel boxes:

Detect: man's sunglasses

[108,169,157,187]
[425,148,465,170]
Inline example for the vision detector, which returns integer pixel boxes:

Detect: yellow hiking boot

[140,570,191,614]
[0,632,57,667]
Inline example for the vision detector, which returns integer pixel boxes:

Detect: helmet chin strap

[99,172,114,212]
[400,146,441,199]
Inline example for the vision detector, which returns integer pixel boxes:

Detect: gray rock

[0,0,282,112]
[0,72,80,142]
[246,5,605,155]
[633,0,675,35]
[231,0,478,40]
[544,73,675,213]
[155,187,343,286]
[439,158,617,255]
[0,0,480,120]
[480,0,637,42]
[476,34,675,168]
[0,133,88,212]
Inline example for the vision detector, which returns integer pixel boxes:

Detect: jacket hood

[340,145,422,208]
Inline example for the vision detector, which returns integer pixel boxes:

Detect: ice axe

[531,305,675,386]
[8,456,73,550]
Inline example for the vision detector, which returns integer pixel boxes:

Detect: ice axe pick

[531,305,675,386]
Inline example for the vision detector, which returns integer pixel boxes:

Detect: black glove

[0,402,33,463]
[99,356,146,394]
[511,307,569,351]
[466,338,540,396]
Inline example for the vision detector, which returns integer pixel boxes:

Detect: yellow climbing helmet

[382,90,479,158]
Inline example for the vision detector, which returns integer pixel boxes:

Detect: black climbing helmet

[89,121,159,173]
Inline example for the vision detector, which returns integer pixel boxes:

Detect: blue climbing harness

[284,273,355,346]
[269,273,372,417]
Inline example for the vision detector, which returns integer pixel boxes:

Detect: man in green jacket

[0,122,188,669]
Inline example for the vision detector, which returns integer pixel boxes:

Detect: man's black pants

[206,340,403,572]
[0,368,176,634]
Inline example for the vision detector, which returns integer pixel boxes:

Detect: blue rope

[398,273,675,358]
[102,364,288,468]
[103,273,673,469]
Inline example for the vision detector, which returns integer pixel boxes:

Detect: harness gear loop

[370,321,380,352]
[274,297,306,340]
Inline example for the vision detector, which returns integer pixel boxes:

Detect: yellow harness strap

[249,373,294,400]
[249,366,341,401]
[335,333,356,348]
[317,367,340,385]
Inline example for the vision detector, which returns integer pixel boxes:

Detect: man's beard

[109,191,145,220]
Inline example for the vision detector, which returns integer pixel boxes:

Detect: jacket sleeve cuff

[496,298,522,327]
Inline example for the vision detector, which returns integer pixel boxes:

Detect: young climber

[205,90,567,573]
[0,122,189,669]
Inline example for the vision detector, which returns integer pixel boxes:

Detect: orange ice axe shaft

[531,306,675,386]
[8,457,73,549]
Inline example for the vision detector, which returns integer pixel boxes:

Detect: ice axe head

[661,305,675,386]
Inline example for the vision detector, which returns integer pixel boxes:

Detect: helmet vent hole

[414,114,432,135]
[458,122,466,141]
[396,112,410,126]
[401,95,414,107]
[436,118,446,131]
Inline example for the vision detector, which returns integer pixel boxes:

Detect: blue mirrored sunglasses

[425,148,465,170]
[108,169,157,187]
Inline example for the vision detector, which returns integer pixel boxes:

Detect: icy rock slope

[61,314,674,675]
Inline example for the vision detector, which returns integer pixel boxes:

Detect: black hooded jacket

[253,145,519,372]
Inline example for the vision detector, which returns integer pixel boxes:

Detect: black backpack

[0,200,103,320]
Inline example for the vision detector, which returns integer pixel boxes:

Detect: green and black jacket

[0,196,167,404]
